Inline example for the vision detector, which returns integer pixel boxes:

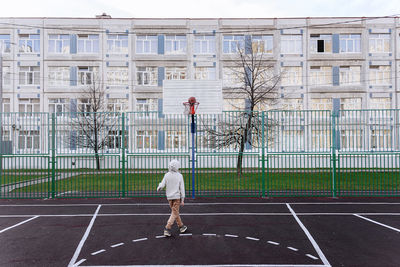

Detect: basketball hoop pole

[190,112,195,199]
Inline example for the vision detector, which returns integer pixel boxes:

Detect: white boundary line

[354,214,400,232]
[0,202,399,207]
[286,204,331,267]
[68,205,101,267]
[0,212,399,218]
[80,265,328,267]
[0,216,39,234]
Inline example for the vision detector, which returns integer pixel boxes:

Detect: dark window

[317,40,324,52]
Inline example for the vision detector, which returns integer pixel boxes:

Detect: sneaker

[179,225,188,233]
[164,228,171,237]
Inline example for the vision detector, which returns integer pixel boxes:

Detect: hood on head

[168,159,180,172]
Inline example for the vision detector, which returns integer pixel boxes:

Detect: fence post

[331,103,340,198]
[121,113,126,198]
[261,111,266,198]
[51,112,56,199]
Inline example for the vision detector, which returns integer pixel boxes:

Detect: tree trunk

[236,112,253,176]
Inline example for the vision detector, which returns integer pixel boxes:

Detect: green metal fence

[0,110,399,199]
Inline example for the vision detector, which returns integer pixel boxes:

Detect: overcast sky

[0,0,399,18]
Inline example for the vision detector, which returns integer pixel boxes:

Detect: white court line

[306,254,319,260]
[287,246,299,251]
[73,258,86,266]
[133,238,147,242]
[1,212,400,218]
[286,204,331,267]
[78,264,328,267]
[225,234,238,238]
[180,233,192,236]
[245,237,259,241]
[68,205,101,267]
[267,241,279,245]
[91,249,105,256]
[155,235,166,239]
[111,243,124,248]
[203,233,217,236]
[354,214,400,232]
[0,216,39,234]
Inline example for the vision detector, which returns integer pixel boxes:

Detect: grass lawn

[11,170,400,195]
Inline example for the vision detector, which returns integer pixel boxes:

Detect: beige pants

[165,199,183,229]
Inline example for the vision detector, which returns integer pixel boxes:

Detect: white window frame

[371,129,392,150]
[339,34,361,53]
[0,34,11,53]
[223,67,242,88]
[166,130,187,150]
[19,34,40,53]
[18,130,40,151]
[2,98,10,113]
[78,66,98,85]
[18,98,40,115]
[107,98,128,113]
[281,66,302,86]
[369,97,391,109]
[49,98,69,116]
[106,67,129,86]
[194,35,216,54]
[107,34,128,54]
[282,98,303,111]
[251,35,273,54]
[78,34,99,54]
[281,35,302,54]
[136,67,158,86]
[369,65,391,85]
[48,34,70,54]
[136,130,158,150]
[136,98,158,114]
[340,129,363,151]
[194,67,216,80]
[309,66,332,86]
[165,67,187,80]
[223,35,245,54]
[2,66,11,86]
[310,34,332,53]
[310,98,332,110]
[136,35,158,54]
[339,66,361,85]
[19,66,40,85]
[369,33,390,53]
[340,98,362,110]
[311,130,331,151]
[165,35,187,54]
[48,66,70,86]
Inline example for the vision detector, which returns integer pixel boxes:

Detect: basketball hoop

[183,96,199,115]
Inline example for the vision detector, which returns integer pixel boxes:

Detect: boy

[157,159,188,237]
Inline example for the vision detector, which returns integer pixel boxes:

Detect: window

[136,130,157,150]
[2,98,10,113]
[136,67,158,86]
[341,129,363,150]
[369,33,390,53]
[107,34,128,53]
[340,98,362,110]
[281,66,302,86]
[223,67,242,87]
[339,66,361,85]
[340,34,361,53]
[282,98,303,110]
[78,99,92,113]
[106,67,129,85]
[48,67,70,86]
[19,66,40,85]
[223,35,245,54]
[310,34,332,53]
[49,98,69,116]
[18,98,40,114]
[18,130,40,150]
[194,35,216,54]
[310,98,332,110]
[280,130,305,152]
[281,35,302,54]
[251,35,273,54]
[371,129,392,150]
[369,65,391,85]
[166,130,186,150]
[136,98,158,113]
[311,130,331,151]
[48,34,70,53]
[2,66,11,86]
[0,34,11,53]
[19,34,40,53]
[165,35,186,54]
[78,67,98,85]
[369,97,391,109]
[165,67,187,80]
[136,35,157,54]
[194,67,216,80]
[309,66,332,86]
[107,130,128,149]
[78,34,99,53]
[107,98,128,113]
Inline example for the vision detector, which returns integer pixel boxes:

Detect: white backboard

[163,80,223,115]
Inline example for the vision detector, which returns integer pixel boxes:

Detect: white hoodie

[157,160,185,201]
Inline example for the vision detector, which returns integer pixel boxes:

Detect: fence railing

[0,110,399,198]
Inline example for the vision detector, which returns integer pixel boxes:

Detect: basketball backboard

[163,80,223,115]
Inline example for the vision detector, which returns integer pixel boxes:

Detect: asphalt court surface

[0,198,399,267]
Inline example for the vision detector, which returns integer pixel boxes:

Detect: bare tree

[201,41,281,175]
[70,80,119,170]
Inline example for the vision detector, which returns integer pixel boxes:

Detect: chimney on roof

[96,13,111,19]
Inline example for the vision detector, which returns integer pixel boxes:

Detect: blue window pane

[93,41,99,52]
[108,35,117,40]
[223,41,229,53]
[34,40,40,52]
[122,39,128,47]
[78,40,84,52]
[56,40,62,52]
[0,34,10,40]
[48,40,55,52]
[61,35,70,40]
[86,40,92,52]
[90,35,99,40]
